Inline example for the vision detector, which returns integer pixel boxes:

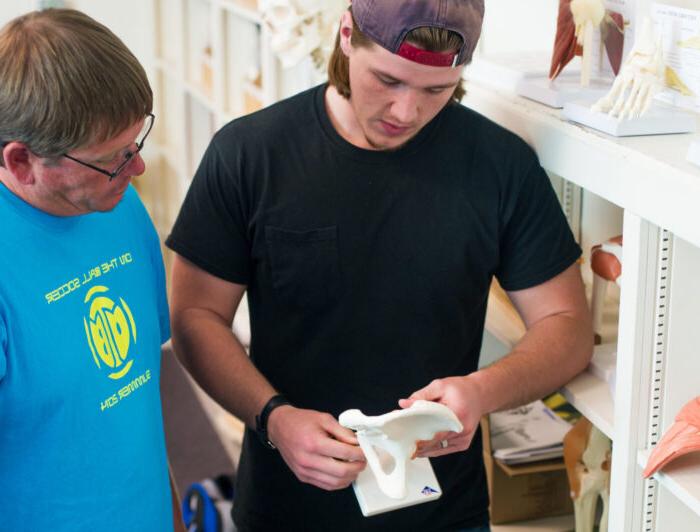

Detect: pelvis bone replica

[563,417,612,532]
[644,396,700,478]
[339,400,463,499]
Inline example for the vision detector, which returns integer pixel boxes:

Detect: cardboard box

[481,417,573,524]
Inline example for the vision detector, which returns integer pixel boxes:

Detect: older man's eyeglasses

[62,113,155,181]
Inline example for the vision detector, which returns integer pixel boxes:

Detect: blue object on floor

[182,474,235,532]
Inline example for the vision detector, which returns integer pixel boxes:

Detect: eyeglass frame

[60,113,155,181]
[0,114,155,179]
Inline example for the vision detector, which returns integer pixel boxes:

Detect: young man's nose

[389,89,419,125]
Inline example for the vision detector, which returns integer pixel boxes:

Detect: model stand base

[688,140,700,168]
[352,456,442,517]
[517,75,611,109]
[466,52,550,92]
[589,343,617,398]
[563,101,697,137]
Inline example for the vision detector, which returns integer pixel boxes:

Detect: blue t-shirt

[0,184,172,531]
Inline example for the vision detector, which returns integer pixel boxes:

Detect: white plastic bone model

[592,17,664,120]
[260,0,345,71]
[339,400,463,499]
[570,0,606,86]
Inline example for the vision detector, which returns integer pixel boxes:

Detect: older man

[0,9,182,531]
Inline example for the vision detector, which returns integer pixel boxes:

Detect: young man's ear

[339,10,354,56]
[2,143,37,185]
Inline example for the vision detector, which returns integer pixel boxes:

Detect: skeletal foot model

[339,400,463,499]
[592,18,664,120]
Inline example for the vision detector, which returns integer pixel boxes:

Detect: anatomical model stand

[563,16,695,136]
[563,417,612,532]
[339,400,462,516]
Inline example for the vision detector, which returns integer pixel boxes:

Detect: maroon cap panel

[352,0,485,66]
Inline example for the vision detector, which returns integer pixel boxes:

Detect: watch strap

[255,394,290,449]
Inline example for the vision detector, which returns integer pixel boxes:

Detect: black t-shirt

[166,84,581,531]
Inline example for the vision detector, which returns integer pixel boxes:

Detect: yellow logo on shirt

[83,285,137,380]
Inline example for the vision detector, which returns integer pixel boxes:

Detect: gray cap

[352,0,485,67]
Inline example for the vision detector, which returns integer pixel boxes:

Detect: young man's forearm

[468,312,593,415]
[172,308,277,427]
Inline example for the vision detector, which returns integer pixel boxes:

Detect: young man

[167,1,593,530]
[0,9,182,531]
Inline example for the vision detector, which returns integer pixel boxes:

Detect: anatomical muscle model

[644,396,700,478]
[590,236,622,344]
[550,0,625,86]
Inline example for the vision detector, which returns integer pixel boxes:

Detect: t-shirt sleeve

[495,160,581,291]
[166,137,251,285]
[0,314,7,381]
[130,186,171,345]
[151,232,171,345]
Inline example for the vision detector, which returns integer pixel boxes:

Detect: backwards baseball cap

[351,0,485,68]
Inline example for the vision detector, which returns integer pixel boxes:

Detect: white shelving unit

[468,17,700,528]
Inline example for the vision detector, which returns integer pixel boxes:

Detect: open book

[489,400,572,465]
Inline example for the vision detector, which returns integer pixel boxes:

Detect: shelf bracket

[642,228,673,532]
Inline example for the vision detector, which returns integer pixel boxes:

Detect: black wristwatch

[255,394,291,449]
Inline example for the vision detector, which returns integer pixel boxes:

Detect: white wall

[0,1,153,70]
[480,0,558,55]
[1,1,36,27]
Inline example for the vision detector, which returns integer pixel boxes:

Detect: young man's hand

[267,406,367,490]
[399,375,484,457]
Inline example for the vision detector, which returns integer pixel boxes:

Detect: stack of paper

[489,400,572,465]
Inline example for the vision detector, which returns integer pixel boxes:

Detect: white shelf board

[561,369,614,439]
[462,83,700,249]
[638,449,700,517]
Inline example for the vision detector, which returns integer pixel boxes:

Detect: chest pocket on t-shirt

[265,225,340,310]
